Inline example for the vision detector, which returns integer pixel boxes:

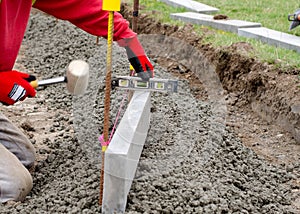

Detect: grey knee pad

[0,144,33,203]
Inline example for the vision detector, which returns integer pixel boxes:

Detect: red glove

[0,71,36,105]
[118,36,154,81]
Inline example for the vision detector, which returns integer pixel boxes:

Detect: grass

[123,0,300,70]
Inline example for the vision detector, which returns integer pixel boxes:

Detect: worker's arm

[33,0,135,41]
[33,0,154,80]
[0,0,36,105]
[0,0,32,71]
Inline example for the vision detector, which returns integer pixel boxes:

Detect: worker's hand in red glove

[118,36,154,81]
[0,71,36,105]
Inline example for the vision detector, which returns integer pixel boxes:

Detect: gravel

[0,11,297,214]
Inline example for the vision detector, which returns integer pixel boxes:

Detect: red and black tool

[288,9,300,30]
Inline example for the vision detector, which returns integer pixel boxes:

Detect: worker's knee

[0,112,36,169]
[0,164,33,203]
[0,144,33,203]
[0,139,36,169]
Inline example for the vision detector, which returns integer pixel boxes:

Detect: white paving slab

[171,12,262,33]
[102,91,151,213]
[238,27,300,53]
[159,0,219,14]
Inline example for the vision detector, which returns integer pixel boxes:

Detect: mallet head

[66,60,89,95]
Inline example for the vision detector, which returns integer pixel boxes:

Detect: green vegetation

[124,0,300,70]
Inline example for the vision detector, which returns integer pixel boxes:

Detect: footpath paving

[160,0,300,53]
[159,0,219,14]
[239,27,300,53]
[170,12,261,34]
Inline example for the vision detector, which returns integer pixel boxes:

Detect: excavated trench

[0,5,300,213]
[122,5,300,144]
[121,4,300,166]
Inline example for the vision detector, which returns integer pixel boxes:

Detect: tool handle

[30,80,39,89]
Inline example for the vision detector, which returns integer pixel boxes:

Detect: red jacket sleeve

[33,0,136,41]
[0,0,32,71]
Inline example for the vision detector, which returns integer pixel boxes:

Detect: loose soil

[0,4,300,213]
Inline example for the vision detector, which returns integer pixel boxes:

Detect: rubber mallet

[30,60,89,95]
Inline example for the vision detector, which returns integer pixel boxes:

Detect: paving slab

[159,0,219,14]
[171,12,262,33]
[238,27,300,53]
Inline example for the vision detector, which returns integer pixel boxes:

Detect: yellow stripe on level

[102,0,121,11]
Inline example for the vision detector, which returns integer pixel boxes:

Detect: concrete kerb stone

[159,0,219,14]
[171,12,262,34]
[102,91,151,213]
[238,27,300,53]
[168,9,300,53]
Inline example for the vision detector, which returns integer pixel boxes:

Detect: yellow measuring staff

[102,0,121,11]
[101,0,121,153]
[99,0,121,206]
